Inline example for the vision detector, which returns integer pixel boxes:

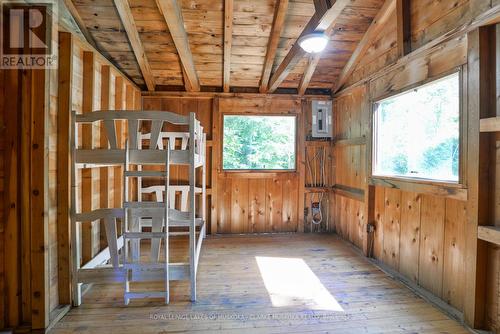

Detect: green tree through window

[373,73,460,182]
[223,115,296,170]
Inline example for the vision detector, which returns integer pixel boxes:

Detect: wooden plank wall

[0,19,56,329]
[331,84,367,249]
[0,69,6,330]
[331,1,500,332]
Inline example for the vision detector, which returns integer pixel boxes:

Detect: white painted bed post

[189,112,197,301]
[164,146,170,304]
[70,110,82,306]
[123,139,130,305]
[202,132,206,239]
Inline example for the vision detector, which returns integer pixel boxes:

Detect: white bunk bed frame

[71,110,206,306]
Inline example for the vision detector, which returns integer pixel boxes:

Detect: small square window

[373,73,460,183]
[222,115,296,170]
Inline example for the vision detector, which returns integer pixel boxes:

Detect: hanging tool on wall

[311,192,324,225]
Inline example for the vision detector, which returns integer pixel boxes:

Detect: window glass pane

[223,115,296,170]
[373,73,460,182]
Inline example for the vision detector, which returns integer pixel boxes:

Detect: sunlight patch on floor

[256,256,344,311]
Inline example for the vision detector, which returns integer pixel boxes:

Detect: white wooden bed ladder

[135,113,207,302]
[122,139,171,305]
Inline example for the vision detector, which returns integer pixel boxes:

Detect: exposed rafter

[113,0,156,91]
[155,0,201,92]
[62,0,98,50]
[396,0,411,57]
[268,0,350,93]
[298,54,321,95]
[296,8,340,96]
[259,0,289,93]
[333,0,396,93]
[223,0,233,93]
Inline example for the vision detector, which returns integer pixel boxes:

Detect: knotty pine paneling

[371,187,467,311]
[0,69,6,329]
[215,174,300,233]
[331,195,365,249]
[399,191,422,283]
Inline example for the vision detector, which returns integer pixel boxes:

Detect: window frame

[220,113,298,173]
[370,68,467,187]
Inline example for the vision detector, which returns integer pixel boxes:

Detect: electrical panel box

[311,100,333,138]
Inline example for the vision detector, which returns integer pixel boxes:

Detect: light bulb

[298,33,329,53]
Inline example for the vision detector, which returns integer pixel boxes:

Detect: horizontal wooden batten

[305,141,331,147]
[480,117,500,132]
[304,187,330,193]
[368,176,467,201]
[332,185,365,202]
[334,137,367,146]
[478,226,500,246]
[142,91,332,100]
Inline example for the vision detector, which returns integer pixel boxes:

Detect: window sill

[368,176,467,201]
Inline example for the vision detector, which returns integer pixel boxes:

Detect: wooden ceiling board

[229,0,276,87]
[129,0,184,87]
[68,0,388,91]
[181,0,223,87]
[303,0,385,90]
[74,1,145,85]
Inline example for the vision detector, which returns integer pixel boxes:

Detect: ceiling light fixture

[298,32,329,53]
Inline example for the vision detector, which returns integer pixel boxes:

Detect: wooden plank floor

[50,234,469,333]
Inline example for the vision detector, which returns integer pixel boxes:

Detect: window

[373,72,460,182]
[222,115,296,170]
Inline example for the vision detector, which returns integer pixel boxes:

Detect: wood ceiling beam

[298,54,321,95]
[268,0,350,93]
[396,0,411,57]
[223,0,233,93]
[62,0,98,50]
[333,0,396,93]
[113,0,156,91]
[259,0,289,93]
[155,0,201,92]
[296,10,340,96]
